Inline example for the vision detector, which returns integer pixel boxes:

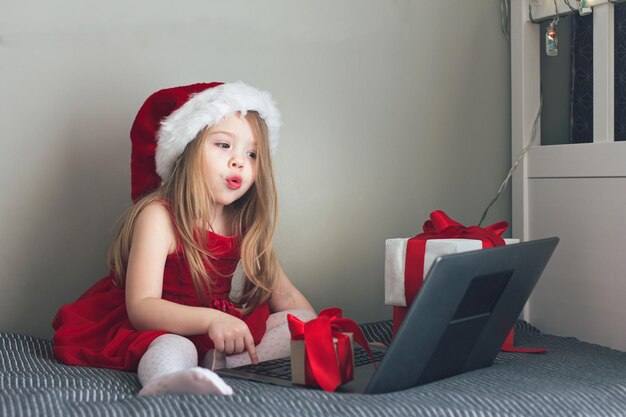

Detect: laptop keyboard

[238,358,292,380]
[234,346,385,381]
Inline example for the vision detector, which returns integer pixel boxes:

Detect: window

[536,1,625,144]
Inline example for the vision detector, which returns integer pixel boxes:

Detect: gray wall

[0,0,512,338]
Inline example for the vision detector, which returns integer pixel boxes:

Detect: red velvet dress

[52,231,269,371]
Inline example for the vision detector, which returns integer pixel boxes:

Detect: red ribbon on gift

[288,308,375,392]
[393,210,545,353]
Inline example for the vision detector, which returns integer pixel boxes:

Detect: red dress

[52,231,269,371]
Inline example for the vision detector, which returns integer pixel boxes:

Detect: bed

[2,320,625,417]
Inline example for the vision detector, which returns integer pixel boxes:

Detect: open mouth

[226,176,242,190]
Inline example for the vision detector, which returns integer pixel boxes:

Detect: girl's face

[203,114,258,209]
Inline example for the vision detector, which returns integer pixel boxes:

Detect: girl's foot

[138,367,233,396]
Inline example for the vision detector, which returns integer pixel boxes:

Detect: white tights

[137,308,316,396]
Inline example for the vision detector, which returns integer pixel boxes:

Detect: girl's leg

[138,334,233,396]
[202,309,317,370]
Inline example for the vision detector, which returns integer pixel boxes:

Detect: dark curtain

[616,3,626,141]
[570,3,626,142]
[570,13,593,143]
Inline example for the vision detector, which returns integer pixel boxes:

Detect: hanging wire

[562,0,578,13]
[500,0,511,41]
[478,93,543,227]
[552,0,561,25]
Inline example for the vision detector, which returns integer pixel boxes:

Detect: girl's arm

[125,201,258,361]
[268,265,315,313]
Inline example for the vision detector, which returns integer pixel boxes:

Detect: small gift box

[287,308,374,392]
[384,211,543,353]
[291,332,354,386]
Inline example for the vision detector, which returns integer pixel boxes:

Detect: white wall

[0,0,512,338]
[528,175,626,350]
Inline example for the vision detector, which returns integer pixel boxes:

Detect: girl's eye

[247,151,257,160]
[217,143,230,149]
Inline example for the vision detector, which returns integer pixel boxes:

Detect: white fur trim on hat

[155,81,281,181]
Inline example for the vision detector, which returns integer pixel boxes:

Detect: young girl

[52,81,316,396]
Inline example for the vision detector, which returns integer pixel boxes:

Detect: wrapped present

[287,308,374,392]
[385,210,544,353]
[291,332,354,386]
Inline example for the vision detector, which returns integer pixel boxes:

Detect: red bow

[420,210,508,247]
[287,308,375,392]
[210,299,243,319]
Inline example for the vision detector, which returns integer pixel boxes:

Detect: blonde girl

[53,82,315,396]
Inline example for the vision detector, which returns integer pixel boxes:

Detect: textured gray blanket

[1,321,625,417]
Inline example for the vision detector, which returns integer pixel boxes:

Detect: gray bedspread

[1,321,625,417]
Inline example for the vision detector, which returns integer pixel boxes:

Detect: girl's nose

[230,157,244,169]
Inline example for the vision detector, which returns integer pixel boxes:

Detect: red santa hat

[130,81,281,202]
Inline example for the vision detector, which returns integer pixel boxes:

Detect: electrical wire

[480,0,536,228]
[562,0,578,13]
[478,93,543,227]
[552,0,561,25]
[500,0,511,40]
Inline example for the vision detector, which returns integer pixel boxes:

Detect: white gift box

[384,238,519,306]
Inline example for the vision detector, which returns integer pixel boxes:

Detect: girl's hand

[207,313,259,364]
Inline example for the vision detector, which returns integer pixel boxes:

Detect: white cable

[478,93,543,227]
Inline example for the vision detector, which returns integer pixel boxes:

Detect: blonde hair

[108,111,279,315]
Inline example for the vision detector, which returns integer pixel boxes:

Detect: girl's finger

[213,337,225,353]
[244,334,258,364]
[234,337,245,354]
[224,339,235,355]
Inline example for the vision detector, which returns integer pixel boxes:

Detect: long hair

[108,111,279,315]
